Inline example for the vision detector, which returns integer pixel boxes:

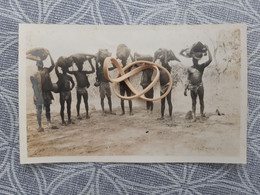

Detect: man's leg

[198,85,205,117]
[99,84,105,114]
[120,83,125,115]
[36,104,44,132]
[158,92,166,120]
[60,94,66,125]
[45,103,51,122]
[126,87,133,115]
[166,90,172,119]
[67,95,72,123]
[190,90,197,122]
[83,92,90,119]
[76,91,82,119]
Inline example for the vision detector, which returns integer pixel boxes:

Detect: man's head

[36,60,44,70]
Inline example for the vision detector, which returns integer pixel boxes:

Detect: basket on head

[56,56,73,69]
[70,53,96,65]
[96,49,112,63]
[116,44,131,60]
[26,48,49,61]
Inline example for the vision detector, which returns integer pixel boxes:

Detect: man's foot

[129,112,134,116]
[157,117,164,120]
[191,118,196,122]
[37,127,44,132]
[61,121,67,126]
[102,112,106,116]
[120,112,125,116]
[77,115,82,120]
[109,112,116,115]
[86,115,90,119]
[201,113,206,118]
[68,120,75,124]
[48,122,58,129]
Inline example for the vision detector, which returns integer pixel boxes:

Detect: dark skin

[55,65,75,125]
[68,58,95,119]
[182,45,212,121]
[35,52,55,131]
[154,52,174,120]
[96,57,116,115]
[119,58,133,115]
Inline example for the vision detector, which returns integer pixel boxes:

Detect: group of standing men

[29,42,212,132]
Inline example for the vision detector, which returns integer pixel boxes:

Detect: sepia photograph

[19,24,247,164]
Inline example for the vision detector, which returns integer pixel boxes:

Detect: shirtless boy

[55,57,75,125]
[180,42,212,121]
[68,57,95,119]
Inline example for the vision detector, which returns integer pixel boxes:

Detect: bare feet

[86,115,90,119]
[61,121,67,126]
[77,115,82,120]
[37,127,44,132]
[67,120,74,124]
[191,118,196,122]
[120,112,125,116]
[129,112,134,116]
[157,117,164,120]
[109,112,116,115]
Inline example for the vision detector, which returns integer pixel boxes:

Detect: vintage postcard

[19,24,247,164]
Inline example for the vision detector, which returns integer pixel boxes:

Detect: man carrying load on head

[180,42,213,122]
[27,48,57,132]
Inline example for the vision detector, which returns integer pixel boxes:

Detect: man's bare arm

[69,76,75,90]
[84,59,95,74]
[48,51,55,73]
[108,62,117,71]
[202,45,212,68]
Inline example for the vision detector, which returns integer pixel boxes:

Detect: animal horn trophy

[103,57,173,101]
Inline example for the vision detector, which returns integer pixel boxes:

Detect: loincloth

[188,82,203,93]
[99,82,111,98]
[160,82,171,94]
[77,86,88,95]
[60,91,71,101]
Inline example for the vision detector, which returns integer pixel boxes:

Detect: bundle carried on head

[183,42,208,59]
[134,52,153,62]
[26,48,49,61]
[69,53,96,65]
[96,49,112,63]
[116,44,131,60]
[154,48,180,63]
[56,56,73,69]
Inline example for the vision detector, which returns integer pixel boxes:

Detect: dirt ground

[27,104,240,157]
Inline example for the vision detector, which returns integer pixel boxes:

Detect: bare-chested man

[31,51,56,132]
[134,53,154,113]
[95,49,116,115]
[180,43,212,121]
[68,57,95,119]
[55,58,75,125]
[154,49,180,120]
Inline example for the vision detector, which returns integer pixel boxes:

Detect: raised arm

[48,51,55,73]
[179,48,190,58]
[69,76,75,90]
[202,45,212,68]
[84,59,95,74]
[55,63,60,76]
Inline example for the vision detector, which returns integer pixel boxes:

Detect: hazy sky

[22,24,232,68]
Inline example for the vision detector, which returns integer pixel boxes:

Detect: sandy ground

[27,104,240,157]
